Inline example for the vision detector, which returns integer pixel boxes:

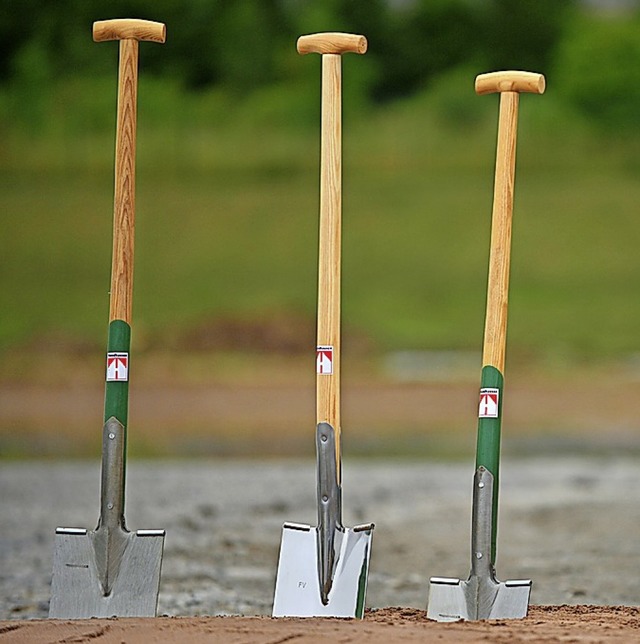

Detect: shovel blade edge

[49,527,165,619]
[427,575,531,622]
[272,522,373,618]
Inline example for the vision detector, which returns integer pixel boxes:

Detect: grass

[2,74,640,370]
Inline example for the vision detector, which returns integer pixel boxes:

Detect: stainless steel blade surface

[272,522,373,618]
[427,575,531,621]
[49,527,164,619]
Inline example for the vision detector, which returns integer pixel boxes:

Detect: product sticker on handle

[106,352,129,382]
[478,387,499,418]
[316,345,333,375]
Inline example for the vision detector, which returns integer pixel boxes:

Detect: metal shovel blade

[49,527,164,618]
[427,467,531,622]
[272,422,373,618]
[428,575,531,622]
[272,522,373,618]
[49,418,165,619]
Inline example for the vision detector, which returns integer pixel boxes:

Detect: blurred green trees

[1,0,577,98]
[9,0,640,130]
[555,12,640,130]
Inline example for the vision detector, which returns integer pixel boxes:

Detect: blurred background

[2,0,640,459]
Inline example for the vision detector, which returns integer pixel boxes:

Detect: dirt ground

[3,606,640,643]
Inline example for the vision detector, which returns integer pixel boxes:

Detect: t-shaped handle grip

[475,70,545,96]
[93,18,166,44]
[297,32,367,56]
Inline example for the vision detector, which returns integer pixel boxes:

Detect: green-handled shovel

[272,32,374,619]
[49,19,166,619]
[427,70,545,622]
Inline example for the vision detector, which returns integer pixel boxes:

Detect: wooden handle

[316,54,342,450]
[480,71,544,370]
[297,32,367,56]
[93,19,166,43]
[475,70,545,96]
[482,90,518,371]
[108,39,138,324]
[96,21,165,323]
[302,35,366,476]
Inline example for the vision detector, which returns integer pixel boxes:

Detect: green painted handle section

[475,364,504,563]
[104,319,131,427]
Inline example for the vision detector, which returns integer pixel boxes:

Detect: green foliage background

[3,0,640,372]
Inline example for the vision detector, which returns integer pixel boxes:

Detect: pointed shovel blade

[272,522,373,618]
[49,526,164,619]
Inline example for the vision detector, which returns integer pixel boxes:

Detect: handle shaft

[316,54,342,465]
[109,38,138,324]
[482,91,519,371]
[478,92,519,561]
[99,34,140,529]
[305,33,366,478]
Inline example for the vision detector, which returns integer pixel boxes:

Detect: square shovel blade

[49,527,165,619]
[272,522,373,618]
[428,575,531,622]
[427,466,531,622]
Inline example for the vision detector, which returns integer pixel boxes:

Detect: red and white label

[478,387,499,418]
[106,352,129,382]
[316,346,333,375]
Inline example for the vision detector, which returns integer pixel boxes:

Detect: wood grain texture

[93,19,166,44]
[300,35,367,475]
[96,21,165,323]
[109,38,139,324]
[297,32,367,56]
[475,70,545,96]
[316,54,342,469]
[482,91,519,372]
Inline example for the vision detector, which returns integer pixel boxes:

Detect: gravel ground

[2,456,640,620]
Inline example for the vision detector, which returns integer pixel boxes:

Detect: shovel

[49,19,166,619]
[272,32,374,619]
[427,70,545,622]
